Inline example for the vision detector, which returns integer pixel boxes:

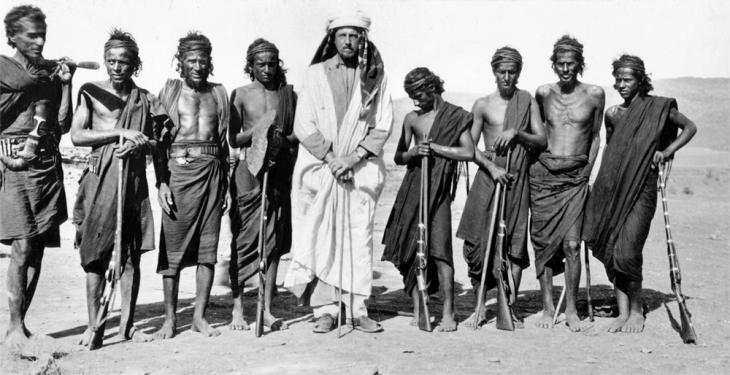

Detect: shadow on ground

[47,283,676,341]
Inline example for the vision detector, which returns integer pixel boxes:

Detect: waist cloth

[529,153,589,278]
[157,140,225,275]
[0,133,66,245]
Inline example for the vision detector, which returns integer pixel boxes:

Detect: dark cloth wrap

[529,153,590,278]
[583,96,678,282]
[73,83,155,270]
[229,86,297,288]
[456,90,533,290]
[382,102,472,295]
[0,55,68,245]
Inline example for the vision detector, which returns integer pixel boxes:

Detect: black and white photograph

[0,0,728,373]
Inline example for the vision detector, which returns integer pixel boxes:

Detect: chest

[177,91,218,117]
[543,94,594,124]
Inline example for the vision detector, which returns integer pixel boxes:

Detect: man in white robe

[284,11,393,333]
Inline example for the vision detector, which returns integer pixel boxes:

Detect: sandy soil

[1,149,729,374]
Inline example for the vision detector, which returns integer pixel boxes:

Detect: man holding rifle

[382,67,473,332]
[227,38,297,332]
[457,47,546,328]
[0,5,74,351]
[583,55,696,334]
[70,29,159,348]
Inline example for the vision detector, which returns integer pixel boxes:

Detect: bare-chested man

[153,32,229,339]
[70,29,158,347]
[1,5,74,351]
[457,47,546,327]
[584,55,695,333]
[227,38,297,332]
[531,35,604,331]
[383,67,474,332]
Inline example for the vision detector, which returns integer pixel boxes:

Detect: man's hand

[416,140,432,156]
[328,153,360,179]
[494,128,517,155]
[487,165,514,186]
[54,57,76,83]
[652,150,668,166]
[0,139,28,171]
[158,183,174,215]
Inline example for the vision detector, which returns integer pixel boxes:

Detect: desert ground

[1,79,729,374]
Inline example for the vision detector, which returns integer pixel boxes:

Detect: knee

[11,242,41,267]
[563,241,580,260]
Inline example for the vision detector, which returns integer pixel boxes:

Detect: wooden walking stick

[658,160,697,344]
[583,241,594,322]
[495,149,516,331]
[255,168,269,338]
[415,148,433,332]
[89,135,125,350]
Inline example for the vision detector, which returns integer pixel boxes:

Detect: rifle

[658,160,697,344]
[255,168,270,337]
[494,149,516,331]
[36,59,100,70]
[89,135,124,350]
[471,174,501,329]
[415,149,433,332]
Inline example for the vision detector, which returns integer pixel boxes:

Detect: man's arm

[229,88,255,148]
[653,107,698,164]
[294,70,332,161]
[604,108,615,145]
[57,81,73,135]
[69,91,148,149]
[356,74,394,158]
[521,96,547,151]
[471,99,511,185]
[393,113,416,165]
[431,127,475,161]
[586,86,605,171]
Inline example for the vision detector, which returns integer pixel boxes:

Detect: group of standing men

[1,5,697,352]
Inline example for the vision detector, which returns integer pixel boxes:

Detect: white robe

[284,62,393,298]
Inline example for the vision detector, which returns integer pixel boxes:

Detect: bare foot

[122,326,154,343]
[437,315,458,332]
[513,317,525,329]
[607,314,628,333]
[191,318,221,337]
[264,312,288,331]
[463,309,487,329]
[565,312,589,332]
[76,329,92,346]
[535,309,555,329]
[229,311,250,331]
[409,316,418,326]
[153,320,176,340]
[621,314,645,333]
[4,327,29,352]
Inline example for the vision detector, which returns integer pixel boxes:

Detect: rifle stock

[471,184,500,329]
[659,161,697,344]
[416,154,433,332]
[255,169,269,337]
[494,150,516,331]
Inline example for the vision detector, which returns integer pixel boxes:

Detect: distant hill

[388,78,730,152]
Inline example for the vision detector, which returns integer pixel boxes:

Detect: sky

[2,0,729,98]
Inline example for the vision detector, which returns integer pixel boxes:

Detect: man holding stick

[583,55,696,333]
[382,67,473,332]
[457,47,546,328]
[70,29,159,347]
[530,35,604,331]
[0,5,74,351]
[284,11,393,334]
[227,38,297,332]
[153,32,229,339]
